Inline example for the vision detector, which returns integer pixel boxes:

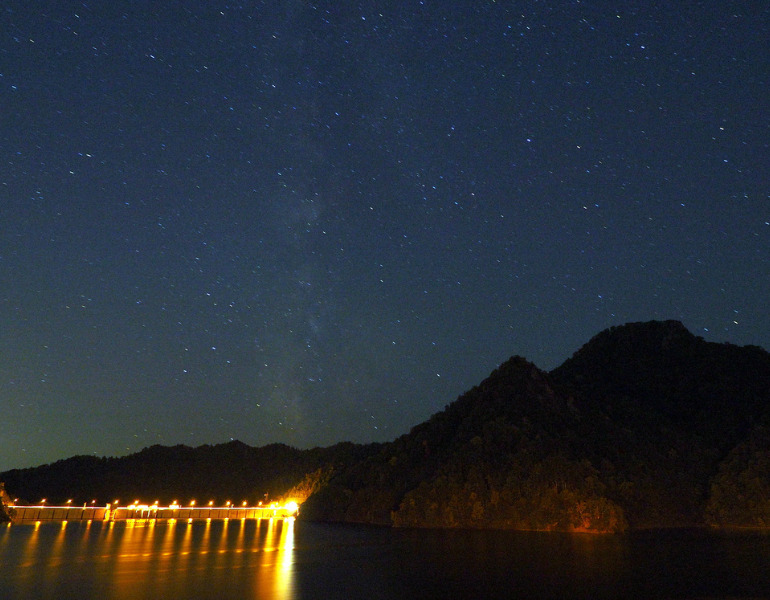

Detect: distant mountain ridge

[0,440,373,508]
[3,321,770,532]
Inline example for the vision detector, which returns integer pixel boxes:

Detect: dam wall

[12,506,108,522]
[9,504,297,523]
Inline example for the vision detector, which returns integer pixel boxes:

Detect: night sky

[2,2,768,471]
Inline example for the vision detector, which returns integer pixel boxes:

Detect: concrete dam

[8,501,299,523]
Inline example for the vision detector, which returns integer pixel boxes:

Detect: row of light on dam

[121,499,300,514]
[13,498,300,514]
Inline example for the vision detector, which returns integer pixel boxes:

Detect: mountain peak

[551,320,700,387]
[551,319,770,446]
[563,320,695,363]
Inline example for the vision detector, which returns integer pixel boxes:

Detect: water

[1,518,769,599]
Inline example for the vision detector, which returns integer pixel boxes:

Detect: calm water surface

[1,518,769,599]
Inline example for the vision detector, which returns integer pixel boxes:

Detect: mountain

[299,321,770,531]
[550,320,770,528]
[551,320,769,452]
[4,320,770,532]
[299,355,627,531]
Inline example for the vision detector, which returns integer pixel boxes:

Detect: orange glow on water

[255,516,295,598]
[46,518,296,600]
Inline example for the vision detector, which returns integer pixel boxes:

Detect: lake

[1,518,769,599]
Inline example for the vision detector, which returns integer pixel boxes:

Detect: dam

[7,501,299,523]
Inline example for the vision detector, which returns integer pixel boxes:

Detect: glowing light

[8,496,301,524]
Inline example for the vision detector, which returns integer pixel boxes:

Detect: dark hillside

[301,357,627,532]
[548,320,770,527]
[550,320,770,450]
[706,418,770,528]
[1,440,374,506]
[302,321,770,531]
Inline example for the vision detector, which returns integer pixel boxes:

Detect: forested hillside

[300,321,770,531]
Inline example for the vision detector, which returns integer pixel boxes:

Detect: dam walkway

[8,502,298,523]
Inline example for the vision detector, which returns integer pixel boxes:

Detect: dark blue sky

[2,1,768,470]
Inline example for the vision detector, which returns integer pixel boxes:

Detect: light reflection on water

[2,520,769,599]
[0,517,295,600]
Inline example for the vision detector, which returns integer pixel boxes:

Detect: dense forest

[3,321,770,532]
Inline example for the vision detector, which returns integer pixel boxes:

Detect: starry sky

[1,1,768,471]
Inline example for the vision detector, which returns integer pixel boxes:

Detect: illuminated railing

[7,500,300,523]
[112,501,299,521]
[9,503,108,522]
